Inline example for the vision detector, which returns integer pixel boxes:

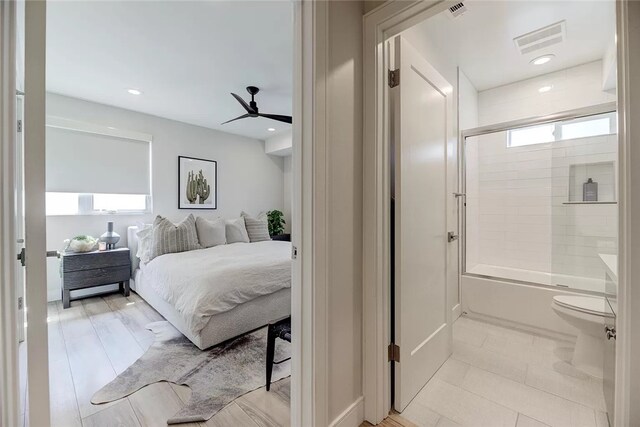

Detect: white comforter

[143,241,291,335]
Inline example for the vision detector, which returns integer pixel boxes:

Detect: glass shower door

[550,112,618,293]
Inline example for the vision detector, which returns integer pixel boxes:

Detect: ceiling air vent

[513,20,566,55]
[447,2,467,19]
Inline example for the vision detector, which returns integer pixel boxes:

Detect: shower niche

[565,161,616,204]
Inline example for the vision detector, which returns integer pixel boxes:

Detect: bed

[127,226,291,350]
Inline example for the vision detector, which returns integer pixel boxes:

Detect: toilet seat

[553,295,611,318]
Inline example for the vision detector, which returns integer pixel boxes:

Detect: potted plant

[267,210,290,241]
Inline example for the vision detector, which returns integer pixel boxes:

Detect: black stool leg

[266,324,276,391]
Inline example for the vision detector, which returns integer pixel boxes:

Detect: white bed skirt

[132,268,291,350]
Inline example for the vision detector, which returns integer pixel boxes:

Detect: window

[508,124,555,147]
[92,194,148,213]
[561,116,611,140]
[45,193,150,216]
[46,192,79,216]
[45,119,152,216]
[507,111,616,148]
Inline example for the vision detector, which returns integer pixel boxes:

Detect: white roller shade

[46,124,151,194]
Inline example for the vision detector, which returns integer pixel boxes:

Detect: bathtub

[461,264,607,338]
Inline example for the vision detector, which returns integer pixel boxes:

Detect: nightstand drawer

[62,249,130,272]
[63,265,131,290]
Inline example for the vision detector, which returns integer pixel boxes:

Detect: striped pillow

[241,211,271,242]
[150,214,201,260]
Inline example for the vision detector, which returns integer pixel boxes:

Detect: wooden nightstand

[61,247,131,309]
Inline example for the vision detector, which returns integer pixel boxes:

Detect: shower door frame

[459,101,618,294]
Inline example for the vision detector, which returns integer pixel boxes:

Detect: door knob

[448,232,459,242]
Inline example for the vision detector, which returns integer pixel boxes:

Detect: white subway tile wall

[465,61,617,290]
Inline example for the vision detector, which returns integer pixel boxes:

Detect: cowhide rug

[92,321,290,424]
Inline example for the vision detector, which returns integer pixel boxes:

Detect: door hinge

[17,119,22,133]
[388,343,400,362]
[17,247,26,267]
[18,297,23,310]
[388,69,400,88]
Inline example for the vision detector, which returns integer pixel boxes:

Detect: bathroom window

[507,111,616,148]
[507,124,555,147]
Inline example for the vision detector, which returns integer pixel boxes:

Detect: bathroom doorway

[363,0,625,425]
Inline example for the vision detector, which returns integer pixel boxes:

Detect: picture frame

[178,156,217,209]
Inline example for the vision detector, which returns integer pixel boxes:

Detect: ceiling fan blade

[221,113,250,125]
[257,113,292,124]
[231,93,256,114]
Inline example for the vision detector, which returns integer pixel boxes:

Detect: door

[1,0,50,426]
[391,35,453,411]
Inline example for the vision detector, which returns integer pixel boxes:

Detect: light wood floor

[27,292,290,427]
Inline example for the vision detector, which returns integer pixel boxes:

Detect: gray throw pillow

[195,217,226,248]
[150,214,201,260]
[225,217,250,244]
[241,211,271,242]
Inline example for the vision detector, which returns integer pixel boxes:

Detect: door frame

[0,0,50,426]
[363,1,458,423]
[0,1,323,425]
[364,0,633,425]
[1,1,21,425]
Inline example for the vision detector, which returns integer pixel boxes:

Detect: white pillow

[225,217,250,244]
[196,217,227,248]
[135,223,153,264]
[240,211,271,242]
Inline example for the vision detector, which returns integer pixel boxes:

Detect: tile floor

[400,316,609,427]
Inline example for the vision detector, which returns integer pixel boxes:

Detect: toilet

[551,295,612,378]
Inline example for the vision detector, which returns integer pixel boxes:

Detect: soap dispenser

[583,178,598,202]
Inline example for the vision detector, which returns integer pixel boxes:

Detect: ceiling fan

[222,86,292,125]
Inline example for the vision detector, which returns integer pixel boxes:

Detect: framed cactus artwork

[178,156,217,209]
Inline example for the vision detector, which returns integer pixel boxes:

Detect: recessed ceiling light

[538,85,553,93]
[127,89,142,95]
[267,128,276,132]
[530,54,555,66]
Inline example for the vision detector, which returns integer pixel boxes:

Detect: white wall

[45,93,285,301]
[265,129,292,232]
[324,1,364,423]
[283,155,292,233]
[478,61,616,127]
[465,61,618,288]
[458,69,478,131]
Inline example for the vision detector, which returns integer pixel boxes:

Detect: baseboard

[452,303,461,320]
[329,396,364,427]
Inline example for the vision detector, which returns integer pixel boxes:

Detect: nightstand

[61,247,131,309]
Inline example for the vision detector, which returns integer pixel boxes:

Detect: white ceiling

[407,0,616,91]
[46,1,293,140]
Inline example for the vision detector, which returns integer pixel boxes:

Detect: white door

[1,1,50,426]
[391,35,453,412]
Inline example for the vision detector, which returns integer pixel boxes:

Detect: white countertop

[599,253,618,284]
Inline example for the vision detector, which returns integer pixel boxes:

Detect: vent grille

[448,2,467,18]
[513,21,566,55]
